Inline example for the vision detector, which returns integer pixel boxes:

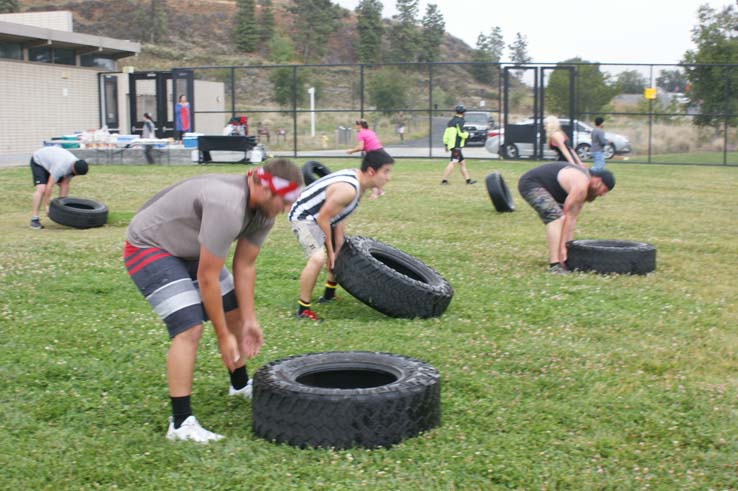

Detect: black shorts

[30,158,66,186]
[450,148,464,162]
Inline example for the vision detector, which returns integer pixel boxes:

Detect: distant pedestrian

[347,119,386,199]
[174,94,190,144]
[590,117,610,171]
[440,105,476,185]
[29,146,89,229]
[142,112,156,164]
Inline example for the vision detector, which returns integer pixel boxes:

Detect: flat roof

[0,20,140,59]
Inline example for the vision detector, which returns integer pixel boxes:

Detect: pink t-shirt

[357,128,382,152]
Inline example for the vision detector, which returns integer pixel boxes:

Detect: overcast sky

[334,0,734,67]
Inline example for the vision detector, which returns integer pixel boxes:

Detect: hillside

[20,0,477,69]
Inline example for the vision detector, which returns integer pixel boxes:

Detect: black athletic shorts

[30,158,66,186]
[450,148,464,162]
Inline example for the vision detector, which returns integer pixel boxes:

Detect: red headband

[249,167,301,201]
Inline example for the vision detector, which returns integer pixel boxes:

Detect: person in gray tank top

[124,158,302,443]
[518,162,615,273]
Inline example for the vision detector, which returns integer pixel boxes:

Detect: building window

[81,53,116,71]
[28,46,52,63]
[53,47,76,66]
[0,42,22,60]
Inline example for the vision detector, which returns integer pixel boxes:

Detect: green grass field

[0,159,736,490]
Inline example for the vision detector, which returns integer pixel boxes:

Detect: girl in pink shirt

[347,119,385,198]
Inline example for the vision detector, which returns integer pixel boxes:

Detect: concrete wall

[0,59,99,154]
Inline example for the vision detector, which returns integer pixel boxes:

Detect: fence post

[723,65,730,165]
[428,63,433,158]
[648,65,653,164]
[292,65,297,158]
[230,67,235,118]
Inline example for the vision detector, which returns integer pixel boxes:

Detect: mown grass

[0,160,736,490]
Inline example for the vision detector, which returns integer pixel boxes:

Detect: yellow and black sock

[298,299,311,315]
[322,281,337,300]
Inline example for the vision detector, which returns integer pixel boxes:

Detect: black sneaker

[466,179,477,185]
[30,219,44,230]
[440,180,449,185]
[317,295,336,304]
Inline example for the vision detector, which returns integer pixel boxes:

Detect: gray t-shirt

[591,127,608,152]
[126,174,274,259]
[32,146,78,182]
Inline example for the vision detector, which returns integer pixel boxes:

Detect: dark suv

[463,111,494,145]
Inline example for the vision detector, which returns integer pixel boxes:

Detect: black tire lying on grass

[252,351,441,449]
[485,172,515,212]
[301,160,332,186]
[333,236,454,318]
[566,239,656,275]
[48,197,108,229]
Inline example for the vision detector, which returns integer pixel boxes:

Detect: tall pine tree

[235,0,260,52]
[388,0,419,63]
[508,32,531,65]
[287,0,343,63]
[418,3,444,63]
[355,0,384,64]
[258,0,275,44]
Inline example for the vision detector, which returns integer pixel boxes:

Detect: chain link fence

[180,61,738,166]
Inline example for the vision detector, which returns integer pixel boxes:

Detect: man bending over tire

[29,145,89,229]
[124,159,302,443]
[289,150,394,321]
[518,162,615,273]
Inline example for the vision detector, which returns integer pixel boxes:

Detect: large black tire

[252,351,441,449]
[48,197,108,229]
[301,160,332,186]
[485,172,515,212]
[333,236,454,319]
[566,239,656,275]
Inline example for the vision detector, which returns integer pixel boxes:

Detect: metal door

[501,65,576,159]
[129,71,173,138]
[99,74,119,132]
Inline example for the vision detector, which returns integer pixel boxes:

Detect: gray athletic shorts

[290,221,326,258]
[124,242,237,338]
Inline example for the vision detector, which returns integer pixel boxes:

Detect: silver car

[485,118,631,160]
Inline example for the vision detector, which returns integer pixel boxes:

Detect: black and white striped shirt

[288,169,360,225]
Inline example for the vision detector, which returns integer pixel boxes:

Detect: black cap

[73,160,88,175]
[590,168,615,190]
[455,104,465,113]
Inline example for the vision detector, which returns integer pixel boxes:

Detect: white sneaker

[166,416,224,443]
[229,379,253,399]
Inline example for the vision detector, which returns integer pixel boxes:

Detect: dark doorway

[128,70,194,138]
[99,74,119,132]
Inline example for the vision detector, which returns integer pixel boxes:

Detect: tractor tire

[566,239,656,275]
[333,236,453,318]
[252,351,441,449]
[301,160,332,186]
[485,172,515,212]
[48,197,108,229]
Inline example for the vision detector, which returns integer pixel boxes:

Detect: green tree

[656,69,689,93]
[418,3,444,63]
[267,33,296,63]
[266,34,306,106]
[367,68,409,114]
[508,32,531,65]
[235,0,260,52]
[287,0,343,62]
[355,0,384,64]
[545,58,614,116]
[470,27,503,84]
[0,0,19,14]
[258,0,275,44]
[135,0,169,43]
[388,0,419,63]
[614,69,647,93]
[682,3,738,127]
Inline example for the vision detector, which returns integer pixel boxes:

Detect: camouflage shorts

[520,186,563,224]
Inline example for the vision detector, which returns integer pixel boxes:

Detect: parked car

[485,118,631,160]
[462,111,495,146]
